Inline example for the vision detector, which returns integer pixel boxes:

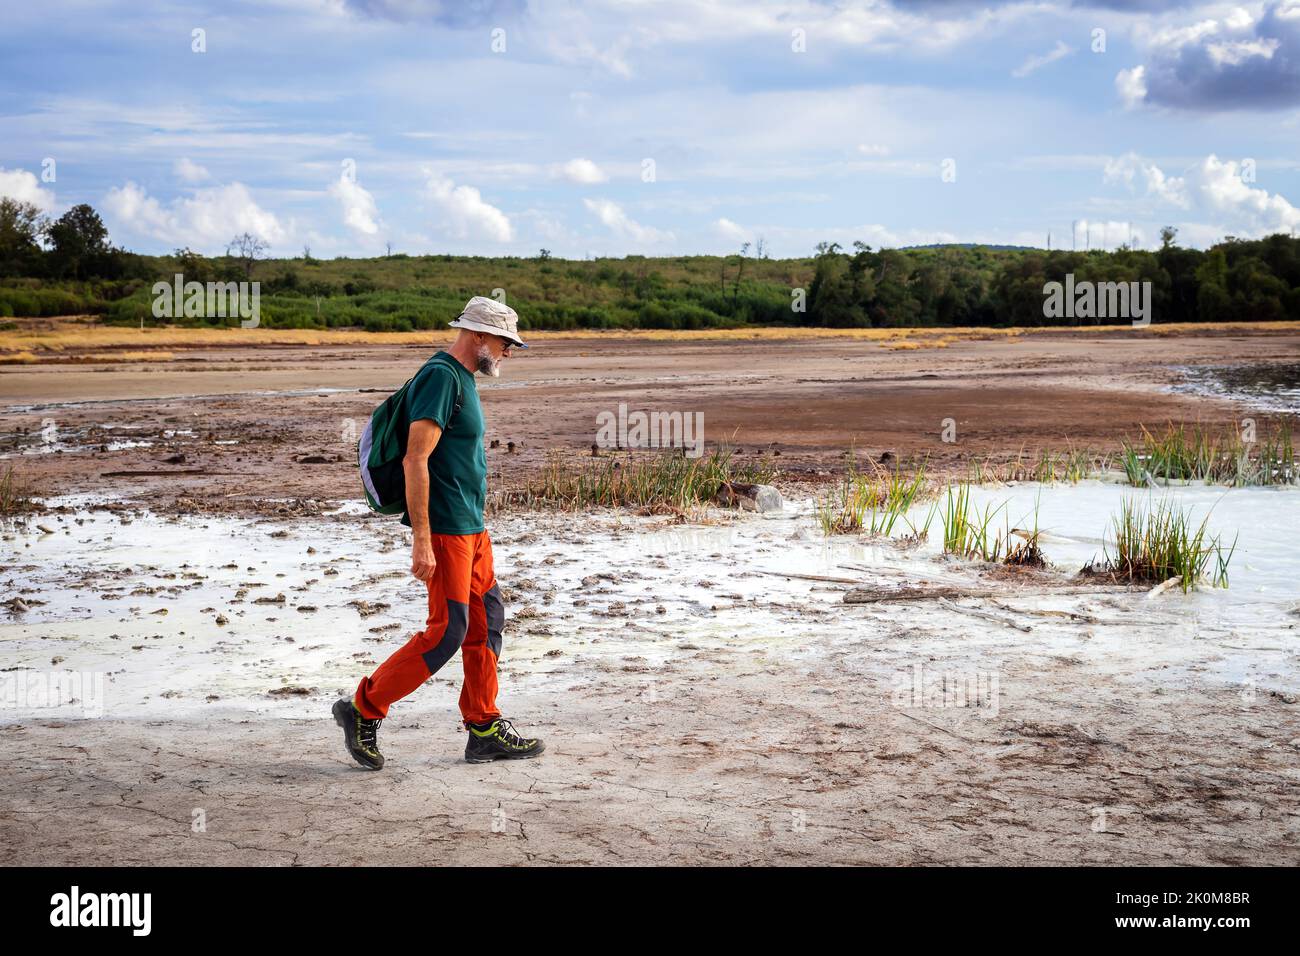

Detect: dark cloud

[1134,1,1300,110]
[1071,1,1198,8]
[895,1,1192,7]
[341,0,527,27]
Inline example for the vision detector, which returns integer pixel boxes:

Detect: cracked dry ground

[5,645,1297,865]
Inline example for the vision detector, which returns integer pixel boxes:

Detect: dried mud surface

[7,680,1296,866]
[3,326,1297,512]
[3,327,1298,865]
[3,505,1298,866]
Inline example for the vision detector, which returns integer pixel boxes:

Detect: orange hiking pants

[354,530,504,726]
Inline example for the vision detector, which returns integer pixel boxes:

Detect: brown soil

[3,324,1296,512]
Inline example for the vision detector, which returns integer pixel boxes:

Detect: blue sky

[2,0,1299,258]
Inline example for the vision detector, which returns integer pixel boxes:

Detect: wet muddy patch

[3,484,1297,725]
[1171,362,1300,414]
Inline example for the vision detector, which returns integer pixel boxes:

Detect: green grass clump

[961,423,1295,489]
[966,446,1112,486]
[0,464,32,515]
[1099,498,1236,592]
[940,484,1007,560]
[495,446,777,513]
[817,454,930,536]
[1121,422,1295,487]
[939,485,1047,566]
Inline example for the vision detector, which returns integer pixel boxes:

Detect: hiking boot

[464,717,545,763]
[333,698,384,770]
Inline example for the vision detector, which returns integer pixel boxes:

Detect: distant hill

[900,243,1037,251]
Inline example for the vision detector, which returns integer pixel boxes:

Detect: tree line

[803,229,1300,327]
[3,198,1298,327]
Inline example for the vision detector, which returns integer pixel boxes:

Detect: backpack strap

[425,352,464,431]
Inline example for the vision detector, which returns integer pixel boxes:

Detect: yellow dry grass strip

[884,337,956,350]
[0,317,1297,360]
[72,351,178,363]
[1,324,394,352]
[0,321,1009,353]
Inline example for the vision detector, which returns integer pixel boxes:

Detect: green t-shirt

[399,352,486,534]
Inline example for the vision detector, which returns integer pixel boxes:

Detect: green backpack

[358,353,463,514]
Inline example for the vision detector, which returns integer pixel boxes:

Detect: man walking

[333,296,545,770]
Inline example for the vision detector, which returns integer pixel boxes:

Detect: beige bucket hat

[449,295,529,349]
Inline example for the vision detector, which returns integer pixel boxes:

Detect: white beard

[476,345,501,378]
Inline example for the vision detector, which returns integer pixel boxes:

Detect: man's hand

[411,534,436,583]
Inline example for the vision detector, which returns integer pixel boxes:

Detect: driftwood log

[843,584,1138,604]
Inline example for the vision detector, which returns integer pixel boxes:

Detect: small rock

[349,600,391,618]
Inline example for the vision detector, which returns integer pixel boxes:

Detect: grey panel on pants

[421,598,469,674]
[483,583,505,659]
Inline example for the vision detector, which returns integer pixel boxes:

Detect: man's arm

[404,418,442,582]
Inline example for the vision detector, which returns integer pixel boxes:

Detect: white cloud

[174,158,210,183]
[1146,18,1221,54]
[1115,65,1148,109]
[1224,7,1255,32]
[548,36,634,78]
[506,0,1037,82]
[557,158,608,184]
[1012,40,1071,79]
[623,0,1024,54]
[102,181,286,251]
[1206,36,1279,67]
[1103,152,1300,239]
[714,217,751,243]
[0,167,56,211]
[422,172,513,242]
[328,171,381,235]
[1193,153,1300,233]
[857,143,890,157]
[1104,152,1189,208]
[582,198,673,243]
